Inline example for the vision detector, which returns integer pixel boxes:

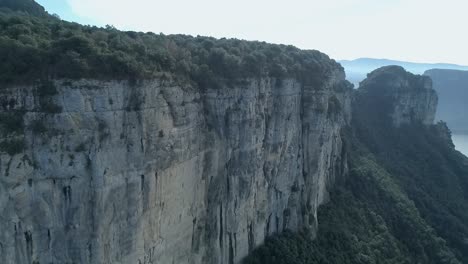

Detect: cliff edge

[245,67,468,264]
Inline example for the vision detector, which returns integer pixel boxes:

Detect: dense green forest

[0,0,337,88]
[245,123,468,264]
[3,2,468,264]
[0,0,46,17]
[244,86,468,263]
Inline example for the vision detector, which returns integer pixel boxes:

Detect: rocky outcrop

[356,66,437,126]
[0,60,352,263]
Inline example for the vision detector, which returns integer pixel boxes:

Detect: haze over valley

[340,58,468,87]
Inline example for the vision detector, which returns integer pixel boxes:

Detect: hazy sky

[36,0,468,65]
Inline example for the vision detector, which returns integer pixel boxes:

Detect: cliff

[0,63,443,264]
[0,2,452,264]
[0,4,358,263]
[424,69,468,133]
[356,66,437,127]
[0,68,352,263]
[246,66,468,264]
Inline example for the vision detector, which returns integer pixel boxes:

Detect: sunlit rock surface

[0,60,352,263]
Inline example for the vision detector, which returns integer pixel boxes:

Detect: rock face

[357,66,437,126]
[0,61,352,263]
[424,69,468,132]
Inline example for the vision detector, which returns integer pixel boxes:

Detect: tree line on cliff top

[0,1,339,88]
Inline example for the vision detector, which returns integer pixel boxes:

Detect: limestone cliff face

[357,66,438,126]
[0,63,352,263]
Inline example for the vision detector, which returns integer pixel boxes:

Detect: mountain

[1,2,352,263]
[340,58,468,87]
[341,59,468,134]
[1,2,468,264]
[424,69,468,133]
[245,67,468,264]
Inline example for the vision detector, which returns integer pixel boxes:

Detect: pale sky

[36,0,468,65]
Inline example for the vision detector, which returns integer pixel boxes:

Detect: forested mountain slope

[1,1,467,264]
[0,2,351,263]
[245,67,468,264]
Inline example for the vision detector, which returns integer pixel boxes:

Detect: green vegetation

[38,99,61,113]
[37,80,58,96]
[0,0,46,17]
[0,111,24,136]
[30,118,47,134]
[351,130,468,262]
[0,111,25,155]
[245,123,468,264]
[0,138,24,155]
[74,142,86,152]
[97,120,109,141]
[3,2,467,262]
[34,80,62,113]
[0,2,338,88]
[327,95,342,118]
[245,88,468,263]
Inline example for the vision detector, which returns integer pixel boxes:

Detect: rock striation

[0,58,352,263]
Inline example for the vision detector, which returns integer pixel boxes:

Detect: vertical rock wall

[0,68,352,263]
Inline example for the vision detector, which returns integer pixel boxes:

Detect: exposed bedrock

[0,64,352,263]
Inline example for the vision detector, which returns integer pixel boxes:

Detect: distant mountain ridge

[340,58,468,87]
